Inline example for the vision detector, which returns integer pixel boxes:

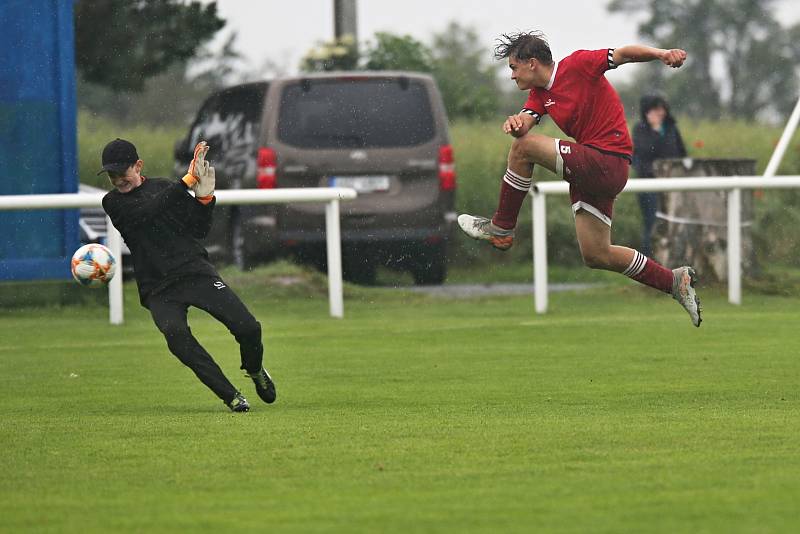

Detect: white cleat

[457,214,515,251]
[672,266,702,327]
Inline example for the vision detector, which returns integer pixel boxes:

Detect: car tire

[229,207,246,270]
[343,252,377,285]
[411,242,447,286]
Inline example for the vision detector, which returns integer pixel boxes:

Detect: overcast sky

[205,0,800,85]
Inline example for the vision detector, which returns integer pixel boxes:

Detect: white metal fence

[0,187,358,323]
[530,175,800,314]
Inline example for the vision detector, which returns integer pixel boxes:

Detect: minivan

[173,71,456,284]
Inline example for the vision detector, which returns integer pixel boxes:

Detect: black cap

[97,138,139,175]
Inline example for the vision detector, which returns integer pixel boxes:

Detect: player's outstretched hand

[181,141,215,199]
[661,49,687,68]
[503,114,529,138]
[187,141,209,179]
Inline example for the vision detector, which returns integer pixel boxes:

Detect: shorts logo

[560,145,572,154]
[213,280,226,290]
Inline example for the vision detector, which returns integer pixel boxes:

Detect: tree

[363,33,434,72]
[429,22,501,120]
[300,35,359,72]
[189,32,247,92]
[74,0,225,92]
[608,0,799,121]
[77,31,246,126]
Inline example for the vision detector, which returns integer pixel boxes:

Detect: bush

[78,110,185,189]
[78,110,800,270]
[449,116,800,269]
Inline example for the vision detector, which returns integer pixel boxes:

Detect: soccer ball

[71,244,116,287]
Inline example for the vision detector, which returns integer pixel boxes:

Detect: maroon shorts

[555,140,630,226]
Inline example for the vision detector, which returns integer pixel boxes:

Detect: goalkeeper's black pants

[147,275,263,405]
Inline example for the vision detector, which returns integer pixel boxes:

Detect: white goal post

[0,187,358,324]
[530,175,800,314]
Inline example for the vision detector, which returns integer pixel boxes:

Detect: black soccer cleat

[248,367,277,404]
[227,392,251,413]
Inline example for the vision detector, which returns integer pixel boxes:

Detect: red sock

[492,169,532,230]
[622,250,673,293]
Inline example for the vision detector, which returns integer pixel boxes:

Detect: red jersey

[523,48,632,157]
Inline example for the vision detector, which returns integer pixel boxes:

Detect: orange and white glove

[181,141,215,203]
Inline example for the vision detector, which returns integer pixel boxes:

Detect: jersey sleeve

[569,49,618,79]
[522,90,545,123]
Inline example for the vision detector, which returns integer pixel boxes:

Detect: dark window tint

[189,83,267,160]
[277,78,436,149]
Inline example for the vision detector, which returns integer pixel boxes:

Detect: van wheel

[411,242,447,285]
[343,252,377,285]
[229,207,263,270]
[229,207,246,270]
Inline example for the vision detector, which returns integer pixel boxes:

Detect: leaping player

[458,32,701,327]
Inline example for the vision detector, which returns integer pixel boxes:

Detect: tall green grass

[450,117,800,267]
[77,110,800,268]
[78,110,185,189]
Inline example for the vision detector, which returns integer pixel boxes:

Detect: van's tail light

[257,147,277,189]
[438,144,456,191]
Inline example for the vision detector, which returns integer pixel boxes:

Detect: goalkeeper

[100,138,276,412]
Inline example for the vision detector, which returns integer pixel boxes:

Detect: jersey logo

[544,98,556,107]
[560,145,571,154]
[213,280,227,290]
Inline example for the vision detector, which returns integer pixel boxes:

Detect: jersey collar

[545,61,559,91]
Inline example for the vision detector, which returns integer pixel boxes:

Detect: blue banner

[0,0,79,280]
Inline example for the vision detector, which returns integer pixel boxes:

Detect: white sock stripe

[630,252,647,277]
[503,170,532,191]
[622,251,647,277]
[504,171,531,184]
[505,168,529,182]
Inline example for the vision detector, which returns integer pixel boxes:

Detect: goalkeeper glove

[181,141,215,202]
[194,164,215,199]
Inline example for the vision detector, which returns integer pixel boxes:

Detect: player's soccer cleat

[227,392,251,412]
[672,266,702,327]
[247,367,277,404]
[457,214,515,251]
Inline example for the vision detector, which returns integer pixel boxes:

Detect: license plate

[329,175,390,193]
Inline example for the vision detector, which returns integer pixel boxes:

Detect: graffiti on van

[190,112,258,187]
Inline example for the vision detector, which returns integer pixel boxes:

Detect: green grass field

[1,276,799,533]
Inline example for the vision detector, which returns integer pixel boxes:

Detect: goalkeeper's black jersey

[102,177,218,307]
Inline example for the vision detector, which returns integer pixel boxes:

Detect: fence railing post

[325,199,344,318]
[727,188,742,305]
[105,216,124,325]
[532,190,548,314]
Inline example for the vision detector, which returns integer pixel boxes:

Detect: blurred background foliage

[74,0,800,274]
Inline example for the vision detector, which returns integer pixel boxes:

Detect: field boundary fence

[0,187,358,324]
[529,175,800,313]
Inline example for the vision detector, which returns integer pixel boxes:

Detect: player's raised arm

[612,45,687,68]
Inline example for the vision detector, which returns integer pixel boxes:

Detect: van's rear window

[277,79,437,149]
